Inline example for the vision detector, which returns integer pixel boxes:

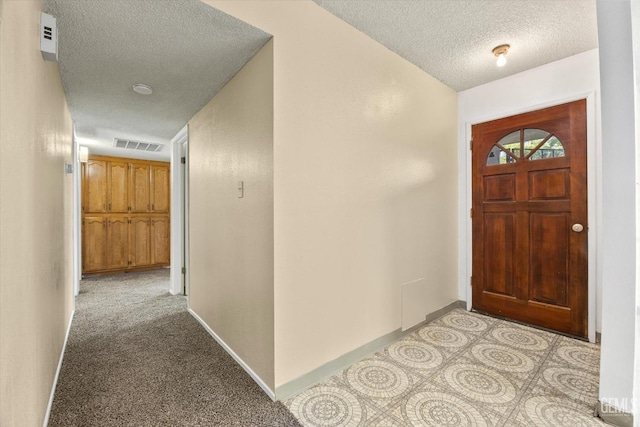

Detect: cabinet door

[130,217,151,267]
[106,217,129,270]
[130,163,150,212]
[83,160,107,213]
[108,161,129,213]
[151,216,170,265]
[82,216,107,272]
[151,165,170,212]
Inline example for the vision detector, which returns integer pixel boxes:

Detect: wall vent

[113,138,163,152]
[40,13,58,62]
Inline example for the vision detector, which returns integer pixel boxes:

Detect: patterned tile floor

[285,309,607,426]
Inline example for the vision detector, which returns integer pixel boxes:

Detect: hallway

[48,270,608,426]
[47,270,299,426]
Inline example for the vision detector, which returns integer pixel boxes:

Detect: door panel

[83,160,107,213]
[131,163,150,212]
[108,161,129,212]
[106,217,128,269]
[483,213,516,297]
[151,165,170,212]
[484,174,515,201]
[529,213,569,305]
[151,216,170,265]
[130,217,151,267]
[472,99,588,338]
[529,169,570,200]
[82,216,107,272]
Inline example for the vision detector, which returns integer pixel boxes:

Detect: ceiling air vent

[113,138,162,152]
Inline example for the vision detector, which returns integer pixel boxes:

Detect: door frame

[459,92,599,343]
[170,125,188,295]
[73,130,82,297]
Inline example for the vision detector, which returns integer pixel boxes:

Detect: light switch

[237,181,244,198]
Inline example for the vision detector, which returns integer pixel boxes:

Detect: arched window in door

[486,128,565,165]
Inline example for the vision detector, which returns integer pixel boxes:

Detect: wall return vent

[113,138,163,152]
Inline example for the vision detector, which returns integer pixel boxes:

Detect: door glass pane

[486,144,515,165]
[523,129,550,157]
[487,128,565,165]
[496,130,521,158]
[529,135,565,161]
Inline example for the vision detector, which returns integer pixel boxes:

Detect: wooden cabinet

[82,155,170,275]
[83,159,132,214]
[151,216,170,264]
[151,165,170,212]
[131,163,151,213]
[82,216,107,271]
[108,161,129,213]
[130,217,151,267]
[106,217,129,269]
[83,160,107,213]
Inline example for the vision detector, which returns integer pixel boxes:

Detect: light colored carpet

[48,269,300,426]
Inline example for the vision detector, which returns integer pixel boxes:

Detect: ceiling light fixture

[132,83,153,95]
[493,44,510,67]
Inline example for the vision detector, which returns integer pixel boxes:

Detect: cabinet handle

[152,204,155,210]
[109,203,112,211]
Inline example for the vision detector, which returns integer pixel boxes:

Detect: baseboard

[425,300,466,323]
[596,400,634,426]
[188,308,276,401]
[42,309,75,427]
[275,300,463,401]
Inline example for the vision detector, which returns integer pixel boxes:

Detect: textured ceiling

[313,0,598,92]
[43,0,271,160]
[44,0,598,160]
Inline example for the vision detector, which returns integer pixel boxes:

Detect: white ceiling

[43,0,271,161]
[44,1,598,161]
[313,0,598,91]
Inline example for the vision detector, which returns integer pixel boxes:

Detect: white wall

[458,49,602,338]
[189,40,275,390]
[0,1,74,425]
[206,0,459,390]
[633,0,640,421]
[596,0,637,414]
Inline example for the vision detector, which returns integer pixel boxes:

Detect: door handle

[571,224,584,233]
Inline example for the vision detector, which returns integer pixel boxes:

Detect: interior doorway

[471,99,588,338]
[170,125,188,296]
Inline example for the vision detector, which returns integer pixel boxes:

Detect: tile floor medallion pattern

[285,309,607,426]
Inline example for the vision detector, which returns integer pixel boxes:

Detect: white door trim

[170,125,188,295]
[459,92,599,343]
[73,130,82,297]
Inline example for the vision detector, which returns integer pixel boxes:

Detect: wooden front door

[471,100,588,338]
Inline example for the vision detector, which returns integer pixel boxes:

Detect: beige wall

[205,0,458,389]
[189,40,275,389]
[0,1,74,425]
